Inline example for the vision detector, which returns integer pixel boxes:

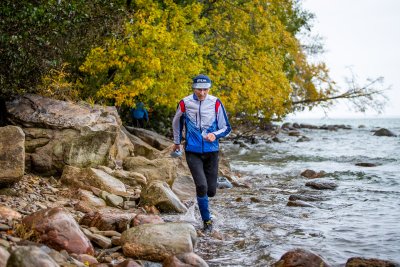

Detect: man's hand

[205,133,216,142]
[173,144,181,151]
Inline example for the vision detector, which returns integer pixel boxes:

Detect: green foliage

[0,0,127,98]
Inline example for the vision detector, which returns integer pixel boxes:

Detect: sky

[290,0,400,119]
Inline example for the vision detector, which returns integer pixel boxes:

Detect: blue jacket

[172,94,231,153]
[131,102,148,121]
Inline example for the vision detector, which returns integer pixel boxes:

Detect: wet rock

[297,136,311,142]
[140,181,187,213]
[79,209,136,232]
[299,123,318,129]
[306,181,338,190]
[273,248,331,267]
[0,205,22,220]
[355,162,377,167]
[77,189,107,208]
[6,246,59,267]
[6,94,134,174]
[373,128,397,137]
[21,207,94,255]
[287,200,316,208]
[132,214,164,227]
[61,166,126,195]
[358,125,366,128]
[281,123,293,130]
[288,131,301,137]
[345,257,398,267]
[288,195,323,202]
[121,222,197,262]
[301,169,326,179]
[0,126,25,185]
[272,137,284,143]
[172,176,196,203]
[0,246,10,267]
[250,197,261,203]
[123,156,177,186]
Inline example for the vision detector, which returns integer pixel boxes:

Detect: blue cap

[192,74,211,89]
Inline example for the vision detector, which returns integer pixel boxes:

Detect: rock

[0,126,25,185]
[122,127,160,160]
[6,94,134,175]
[373,128,397,137]
[288,195,324,202]
[288,131,301,137]
[85,232,112,249]
[77,189,107,208]
[273,248,331,267]
[140,181,187,213]
[345,257,398,267]
[176,252,209,267]
[301,169,326,179]
[355,162,377,167]
[0,205,22,220]
[281,123,293,130]
[272,137,283,143]
[297,136,311,142]
[79,209,136,232]
[358,125,366,128]
[306,181,338,190]
[132,214,164,227]
[0,246,10,267]
[6,246,59,267]
[299,123,318,129]
[76,254,98,265]
[123,156,177,186]
[287,200,316,208]
[172,176,196,202]
[105,194,124,208]
[121,222,197,262]
[125,126,173,151]
[98,166,147,187]
[21,207,94,255]
[61,166,126,195]
[114,259,142,267]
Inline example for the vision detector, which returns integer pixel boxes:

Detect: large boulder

[60,166,126,195]
[125,126,173,151]
[21,207,94,255]
[0,126,25,185]
[120,222,197,262]
[122,127,160,160]
[6,94,134,175]
[123,156,177,186]
[140,181,187,213]
[273,248,331,267]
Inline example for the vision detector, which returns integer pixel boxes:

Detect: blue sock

[197,195,211,221]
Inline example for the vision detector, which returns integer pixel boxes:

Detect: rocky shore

[0,94,398,267]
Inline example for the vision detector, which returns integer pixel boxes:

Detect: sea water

[197,118,400,266]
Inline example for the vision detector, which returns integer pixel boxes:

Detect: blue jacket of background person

[131,102,148,121]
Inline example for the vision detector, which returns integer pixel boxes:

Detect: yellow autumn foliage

[79,0,334,122]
